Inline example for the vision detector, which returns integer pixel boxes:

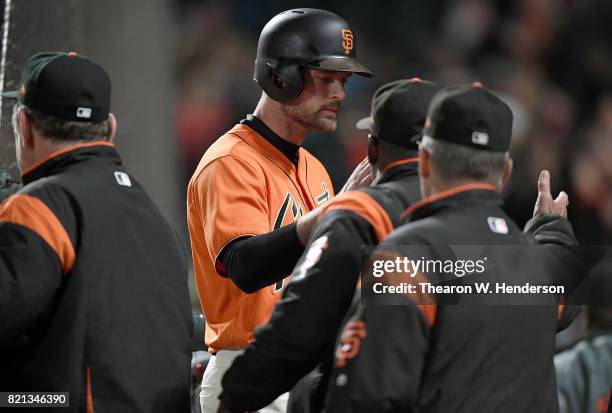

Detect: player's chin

[312,117,337,133]
[312,112,338,132]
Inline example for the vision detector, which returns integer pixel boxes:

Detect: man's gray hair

[12,102,111,143]
[420,135,508,186]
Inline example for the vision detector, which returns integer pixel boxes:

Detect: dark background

[1,0,611,244]
[0,0,610,343]
[174,0,612,245]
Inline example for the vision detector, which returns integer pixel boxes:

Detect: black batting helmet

[254,8,373,103]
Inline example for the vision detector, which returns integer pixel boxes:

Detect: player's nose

[330,79,347,102]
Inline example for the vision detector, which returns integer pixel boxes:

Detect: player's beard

[281,102,338,133]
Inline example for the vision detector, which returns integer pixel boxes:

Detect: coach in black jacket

[217,79,440,413]
[324,84,583,413]
[0,52,192,412]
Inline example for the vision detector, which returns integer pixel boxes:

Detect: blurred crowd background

[174,0,612,245]
[1,0,610,243]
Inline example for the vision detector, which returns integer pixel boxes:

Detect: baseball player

[186,9,372,413]
[324,84,584,412]
[214,79,440,413]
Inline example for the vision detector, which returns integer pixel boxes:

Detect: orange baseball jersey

[187,121,334,352]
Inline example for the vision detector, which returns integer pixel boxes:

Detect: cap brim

[1,90,19,99]
[355,116,371,130]
[309,56,373,77]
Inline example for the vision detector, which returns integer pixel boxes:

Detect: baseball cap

[1,51,111,122]
[423,83,513,152]
[356,78,439,150]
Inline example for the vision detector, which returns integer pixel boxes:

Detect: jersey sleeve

[191,155,270,263]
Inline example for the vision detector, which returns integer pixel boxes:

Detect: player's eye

[319,77,334,84]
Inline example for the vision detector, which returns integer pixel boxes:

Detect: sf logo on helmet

[341,29,353,55]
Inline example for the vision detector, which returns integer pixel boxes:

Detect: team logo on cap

[341,29,353,55]
[76,107,92,119]
[472,131,489,146]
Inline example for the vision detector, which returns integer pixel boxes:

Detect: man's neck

[253,96,308,146]
[373,155,419,184]
[21,137,72,172]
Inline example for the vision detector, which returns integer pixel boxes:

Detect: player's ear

[419,146,431,179]
[107,113,117,142]
[367,135,378,165]
[18,107,35,150]
[502,156,513,189]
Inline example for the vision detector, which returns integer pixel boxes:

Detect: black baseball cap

[1,51,111,122]
[423,83,513,152]
[356,78,439,150]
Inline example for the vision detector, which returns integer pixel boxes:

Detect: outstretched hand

[532,170,569,218]
[340,157,373,194]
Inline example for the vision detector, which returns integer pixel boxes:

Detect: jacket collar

[240,114,299,166]
[402,183,501,221]
[378,157,419,185]
[21,141,119,185]
[229,123,304,175]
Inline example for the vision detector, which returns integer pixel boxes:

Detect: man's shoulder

[318,189,396,243]
[189,125,265,183]
[15,175,69,203]
[318,177,418,227]
[321,186,396,214]
[201,126,259,164]
[19,165,122,203]
[322,190,379,216]
[363,175,420,206]
[388,206,528,246]
[383,216,441,245]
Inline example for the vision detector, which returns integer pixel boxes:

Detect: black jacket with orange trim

[218,160,421,413]
[324,186,584,413]
[0,143,192,412]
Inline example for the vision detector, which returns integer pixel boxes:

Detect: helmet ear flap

[256,62,303,103]
[272,71,286,89]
